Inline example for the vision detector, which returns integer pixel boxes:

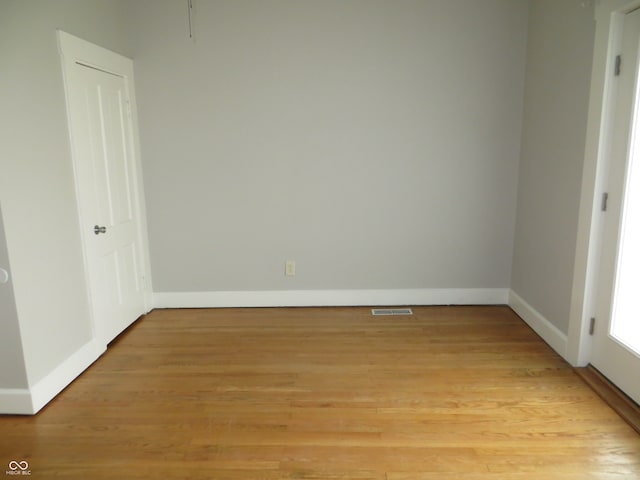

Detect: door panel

[103,85,134,226]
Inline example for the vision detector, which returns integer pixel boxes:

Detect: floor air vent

[371,308,413,316]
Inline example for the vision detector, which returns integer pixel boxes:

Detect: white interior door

[592,8,640,405]
[59,33,149,345]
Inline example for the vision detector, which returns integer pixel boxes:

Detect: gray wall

[511,0,595,334]
[132,0,529,293]
[0,204,28,389]
[0,0,133,386]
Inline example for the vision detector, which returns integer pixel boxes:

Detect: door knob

[94,225,107,235]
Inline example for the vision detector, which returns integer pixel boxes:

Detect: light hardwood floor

[1,306,639,479]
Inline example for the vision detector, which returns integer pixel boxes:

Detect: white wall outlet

[285,260,296,276]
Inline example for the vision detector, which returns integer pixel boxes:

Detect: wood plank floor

[1,306,639,479]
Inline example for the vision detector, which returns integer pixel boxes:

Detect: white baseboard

[0,339,105,415]
[508,289,568,360]
[153,288,509,309]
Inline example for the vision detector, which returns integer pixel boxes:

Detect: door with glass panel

[592,8,640,405]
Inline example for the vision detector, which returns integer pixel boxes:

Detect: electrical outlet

[285,260,296,276]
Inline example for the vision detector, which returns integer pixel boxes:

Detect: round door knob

[94,225,107,235]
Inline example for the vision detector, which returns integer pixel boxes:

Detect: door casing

[58,31,152,347]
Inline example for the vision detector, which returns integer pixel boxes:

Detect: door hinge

[601,192,609,212]
[589,317,596,335]
[615,55,622,76]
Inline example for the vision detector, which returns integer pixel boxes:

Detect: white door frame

[57,31,153,343]
[568,0,640,366]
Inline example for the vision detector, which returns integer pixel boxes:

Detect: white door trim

[568,0,640,366]
[57,31,153,340]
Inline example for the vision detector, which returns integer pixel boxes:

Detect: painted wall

[511,0,596,334]
[131,0,529,295]
[0,204,28,389]
[0,0,132,387]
